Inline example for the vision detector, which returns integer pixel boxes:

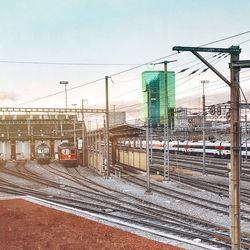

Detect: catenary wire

[13,30,250,106]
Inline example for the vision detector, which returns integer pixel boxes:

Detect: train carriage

[120,139,250,159]
[169,140,231,158]
[168,140,191,154]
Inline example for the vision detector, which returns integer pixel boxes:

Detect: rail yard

[0,150,250,249]
[1,2,250,249]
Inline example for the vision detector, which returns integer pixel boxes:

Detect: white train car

[119,139,250,159]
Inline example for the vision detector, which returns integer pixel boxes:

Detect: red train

[58,143,78,167]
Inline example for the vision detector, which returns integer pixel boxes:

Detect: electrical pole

[71,104,77,147]
[60,81,69,110]
[112,105,116,126]
[146,88,151,193]
[105,76,110,177]
[73,118,76,146]
[154,60,177,180]
[172,45,248,250]
[149,89,153,167]
[142,86,151,193]
[146,114,151,193]
[82,99,88,166]
[230,50,241,249]
[201,80,209,175]
[245,114,248,161]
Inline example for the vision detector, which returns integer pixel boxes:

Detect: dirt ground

[0,198,183,250]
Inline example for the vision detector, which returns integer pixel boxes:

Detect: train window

[43,148,49,153]
[37,147,49,153]
[62,149,69,155]
[70,149,76,154]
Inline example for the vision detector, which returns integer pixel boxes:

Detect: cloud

[0,92,17,100]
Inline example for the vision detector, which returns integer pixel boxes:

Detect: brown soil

[0,198,184,250]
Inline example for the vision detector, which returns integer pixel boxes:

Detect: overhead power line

[15,77,105,106]
[14,30,250,106]
[0,61,141,66]
[200,30,250,47]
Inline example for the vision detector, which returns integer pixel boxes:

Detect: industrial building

[142,70,175,128]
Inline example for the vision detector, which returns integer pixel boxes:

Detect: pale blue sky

[0,0,250,121]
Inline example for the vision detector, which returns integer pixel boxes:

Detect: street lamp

[60,81,69,109]
[201,80,209,175]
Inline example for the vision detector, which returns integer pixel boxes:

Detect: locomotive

[58,143,78,167]
[35,143,51,164]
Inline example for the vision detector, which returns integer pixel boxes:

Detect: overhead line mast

[172,45,246,250]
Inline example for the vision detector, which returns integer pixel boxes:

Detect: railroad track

[150,165,250,204]
[149,152,250,203]
[152,152,250,180]
[115,165,250,221]
[1,161,250,249]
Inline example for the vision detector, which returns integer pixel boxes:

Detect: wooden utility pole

[173,45,245,250]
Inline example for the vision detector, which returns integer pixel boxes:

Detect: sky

[1,0,250,124]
